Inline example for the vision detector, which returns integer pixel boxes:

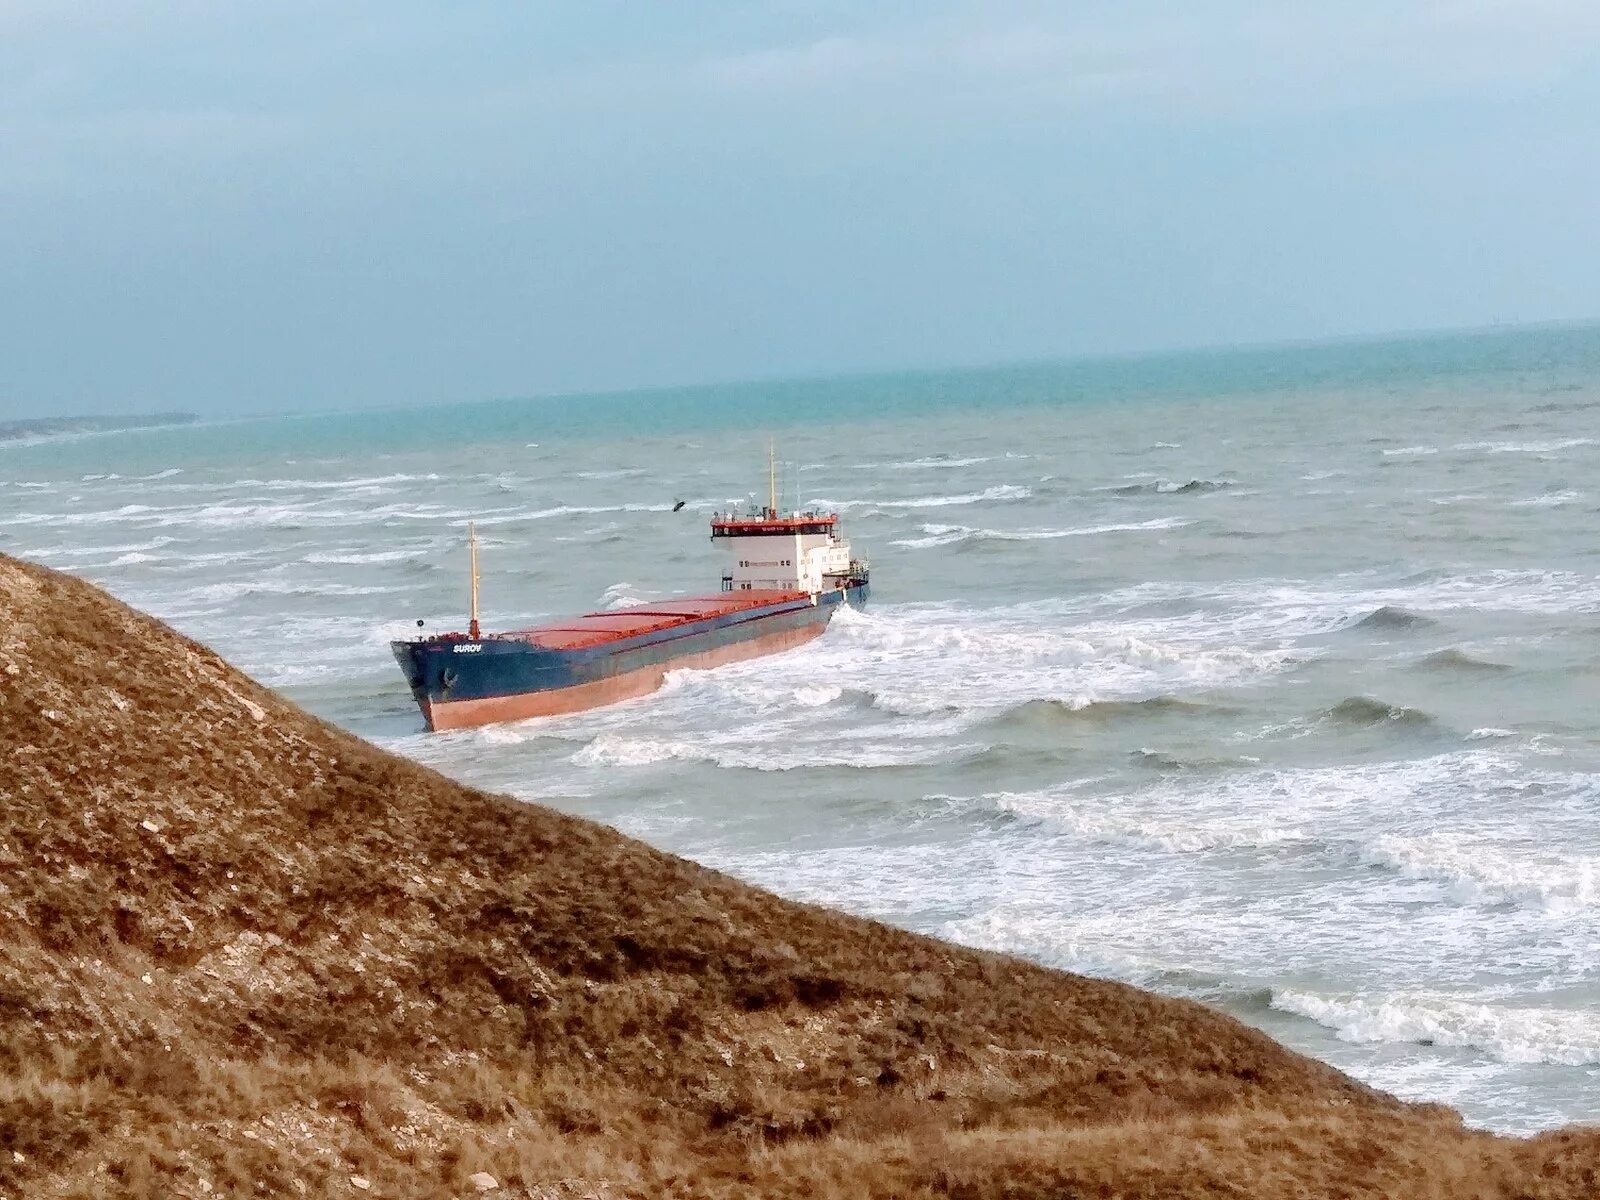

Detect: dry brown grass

[0,552,1595,1198]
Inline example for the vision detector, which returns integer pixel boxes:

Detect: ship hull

[393,582,866,731]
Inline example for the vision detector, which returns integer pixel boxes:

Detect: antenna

[468,521,481,639]
[768,438,777,516]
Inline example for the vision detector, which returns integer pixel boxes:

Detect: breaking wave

[176,578,417,605]
[1103,478,1232,496]
[879,455,994,470]
[814,484,1031,511]
[985,695,1221,729]
[983,789,1309,854]
[1348,605,1437,631]
[1453,437,1594,454]
[892,516,1190,549]
[1508,490,1583,508]
[478,502,674,525]
[1321,696,1436,729]
[1415,648,1510,673]
[1356,834,1598,913]
[1272,989,1600,1066]
[570,731,985,772]
[231,472,443,490]
[599,582,652,610]
[303,548,426,565]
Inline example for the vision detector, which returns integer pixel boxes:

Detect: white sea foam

[177,578,417,605]
[791,684,846,707]
[893,516,1191,549]
[599,582,651,610]
[231,472,442,490]
[54,537,178,559]
[1508,490,1583,508]
[8,503,160,526]
[882,483,1032,508]
[1083,568,1600,630]
[8,500,472,530]
[1272,989,1600,1066]
[570,730,980,771]
[476,502,673,525]
[1357,835,1599,913]
[878,455,995,470]
[988,789,1311,854]
[303,548,424,565]
[195,501,472,528]
[802,604,1303,720]
[1453,437,1594,454]
[1382,446,1439,456]
[813,484,1031,511]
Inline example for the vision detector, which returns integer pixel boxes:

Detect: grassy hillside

[0,554,1595,1198]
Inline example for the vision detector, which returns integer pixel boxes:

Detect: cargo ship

[391,462,869,731]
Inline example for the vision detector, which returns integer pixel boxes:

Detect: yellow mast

[468,521,481,639]
[768,438,777,516]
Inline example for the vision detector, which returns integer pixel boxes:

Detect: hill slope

[0,553,1595,1198]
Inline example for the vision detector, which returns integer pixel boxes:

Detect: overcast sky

[2,1,1598,418]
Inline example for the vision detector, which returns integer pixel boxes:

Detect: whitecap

[230,472,441,491]
[1357,834,1598,913]
[571,731,980,771]
[1508,491,1583,508]
[812,484,1031,511]
[303,548,425,565]
[599,582,651,610]
[893,516,1190,549]
[475,502,673,525]
[986,788,1311,854]
[1272,989,1600,1066]
[877,455,994,470]
[1453,437,1594,454]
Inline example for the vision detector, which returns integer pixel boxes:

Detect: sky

[2,1,1599,419]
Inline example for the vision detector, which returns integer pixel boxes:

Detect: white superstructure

[711,509,855,594]
[709,446,866,596]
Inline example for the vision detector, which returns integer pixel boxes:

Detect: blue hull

[393,582,866,729]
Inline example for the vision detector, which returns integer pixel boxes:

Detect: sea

[5,324,1599,1134]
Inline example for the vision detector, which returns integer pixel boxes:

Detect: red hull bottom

[423,620,827,731]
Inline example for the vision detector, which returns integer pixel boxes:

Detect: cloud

[690,3,1600,121]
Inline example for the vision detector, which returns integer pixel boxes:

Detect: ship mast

[468,521,481,639]
[768,438,778,517]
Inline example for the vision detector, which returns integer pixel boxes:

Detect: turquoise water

[6,323,1600,1133]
